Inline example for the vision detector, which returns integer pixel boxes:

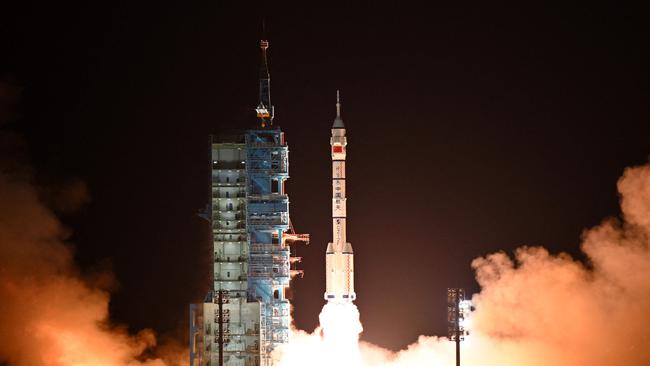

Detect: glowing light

[459,300,472,312]
[276,303,363,366]
[319,302,363,365]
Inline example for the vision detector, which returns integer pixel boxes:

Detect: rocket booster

[325,91,356,303]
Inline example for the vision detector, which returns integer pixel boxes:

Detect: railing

[212,177,246,186]
[215,256,247,262]
[213,182,246,187]
[248,271,289,278]
[214,213,245,220]
[215,235,247,241]
[212,161,246,170]
[248,216,289,226]
[212,191,246,199]
[213,222,246,230]
[248,194,287,201]
[247,166,288,174]
[215,275,248,281]
[246,141,286,148]
[249,243,288,253]
[214,242,247,247]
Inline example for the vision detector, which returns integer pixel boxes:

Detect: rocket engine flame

[319,303,363,365]
[275,303,363,366]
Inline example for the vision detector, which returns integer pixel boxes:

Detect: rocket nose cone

[344,243,353,253]
[326,242,334,253]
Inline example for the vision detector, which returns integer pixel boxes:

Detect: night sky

[3,2,648,351]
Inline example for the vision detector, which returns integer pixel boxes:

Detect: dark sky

[3,1,649,351]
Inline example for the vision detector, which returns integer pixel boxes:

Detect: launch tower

[190,39,308,366]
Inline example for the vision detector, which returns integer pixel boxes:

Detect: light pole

[447,288,470,366]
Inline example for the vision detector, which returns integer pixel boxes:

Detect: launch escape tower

[190,39,308,366]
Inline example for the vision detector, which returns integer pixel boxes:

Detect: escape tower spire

[256,39,274,127]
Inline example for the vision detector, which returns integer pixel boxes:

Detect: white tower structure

[190,39,309,366]
[325,91,356,303]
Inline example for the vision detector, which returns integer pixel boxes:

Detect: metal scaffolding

[190,38,308,366]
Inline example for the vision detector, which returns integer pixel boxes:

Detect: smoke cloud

[0,162,189,366]
[279,161,650,366]
[0,81,187,366]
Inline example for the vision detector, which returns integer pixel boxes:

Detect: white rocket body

[325,92,356,303]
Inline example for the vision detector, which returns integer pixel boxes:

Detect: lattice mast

[447,288,470,366]
[255,39,274,127]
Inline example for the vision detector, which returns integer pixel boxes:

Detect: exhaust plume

[277,161,650,366]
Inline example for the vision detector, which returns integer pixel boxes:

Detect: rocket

[325,91,356,303]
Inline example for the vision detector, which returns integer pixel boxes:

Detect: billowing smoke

[0,80,187,366]
[278,161,650,366]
